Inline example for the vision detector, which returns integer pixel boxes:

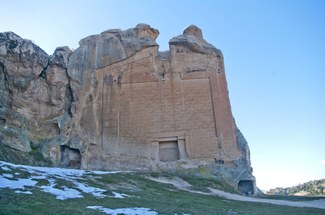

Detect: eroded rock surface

[0,32,72,161]
[0,24,256,194]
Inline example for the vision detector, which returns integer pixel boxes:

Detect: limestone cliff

[0,24,256,194]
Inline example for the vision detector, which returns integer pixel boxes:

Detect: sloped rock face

[0,24,256,194]
[0,32,72,162]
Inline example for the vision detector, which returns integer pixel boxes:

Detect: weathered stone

[51,46,72,65]
[0,32,71,161]
[0,24,256,194]
[46,46,72,113]
[169,25,222,57]
[0,32,48,79]
[183,25,203,38]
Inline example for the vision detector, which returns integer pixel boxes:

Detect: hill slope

[267,179,325,196]
[1,161,325,215]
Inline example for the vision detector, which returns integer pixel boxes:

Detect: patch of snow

[112,191,131,199]
[2,173,13,178]
[14,190,33,194]
[31,175,47,180]
[0,175,37,189]
[0,166,11,171]
[87,206,158,215]
[0,161,121,177]
[0,161,86,177]
[40,179,83,200]
[92,170,127,175]
[74,181,106,198]
[0,160,131,200]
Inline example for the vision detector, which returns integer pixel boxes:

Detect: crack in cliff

[0,62,13,107]
[101,70,104,151]
[65,54,74,118]
[38,59,49,80]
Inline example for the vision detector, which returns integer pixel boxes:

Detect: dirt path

[207,187,325,209]
[147,176,325,210]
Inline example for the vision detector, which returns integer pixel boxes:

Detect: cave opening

[60,146,81,168]
[238,180,254,195]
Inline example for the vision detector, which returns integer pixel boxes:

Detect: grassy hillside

[266,179,325,196]
[0,161,324,215]
[0,144,52,167]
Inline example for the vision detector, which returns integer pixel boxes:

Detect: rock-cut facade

[0,24,256,194]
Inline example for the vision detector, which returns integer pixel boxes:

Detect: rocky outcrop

[266,179,325,196]
[0,32,72,162]
[0,24,256,194]
[169,25,222,57]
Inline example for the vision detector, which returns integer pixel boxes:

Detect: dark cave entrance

[238,180,254,195]
[60,146,81,168]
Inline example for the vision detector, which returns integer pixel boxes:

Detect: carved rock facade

[0,24,256,194]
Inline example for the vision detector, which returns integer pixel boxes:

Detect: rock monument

[0,24,256,194]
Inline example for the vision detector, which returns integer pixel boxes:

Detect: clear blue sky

[1,0,324,190]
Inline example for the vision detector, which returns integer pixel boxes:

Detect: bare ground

[146,176,325,210]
